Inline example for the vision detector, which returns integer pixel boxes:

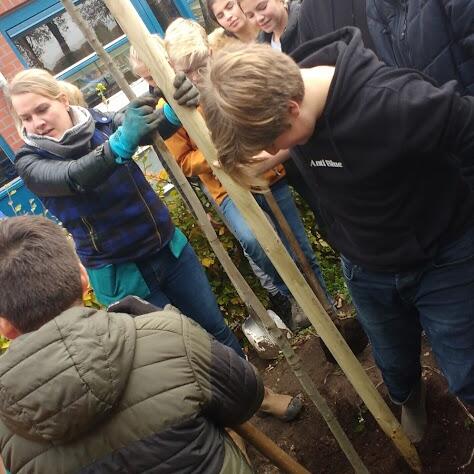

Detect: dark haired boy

[0,215,262,473]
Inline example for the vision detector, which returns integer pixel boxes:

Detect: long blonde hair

[6,68,65,136]
[58,80,86,107]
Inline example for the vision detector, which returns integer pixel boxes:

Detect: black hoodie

[290,27,474,272]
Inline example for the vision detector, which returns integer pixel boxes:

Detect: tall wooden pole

[63,1,370,472]
[102,1,422,471]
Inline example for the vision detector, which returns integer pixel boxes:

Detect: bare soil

[247,332,474,474]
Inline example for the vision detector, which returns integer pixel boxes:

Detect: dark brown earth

[246,331,474,474]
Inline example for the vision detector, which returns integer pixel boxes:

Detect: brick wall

[0,0,29,151]
[0,0,29,17]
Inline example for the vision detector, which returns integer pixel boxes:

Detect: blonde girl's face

[240,0,285,33]
[11,92,73,139]
[212,0,248,33]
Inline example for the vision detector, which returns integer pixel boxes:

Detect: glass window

[66,42,136,107]
[13,0,123,75]
[145,0,181,30]
[0,147,17,189]
[185,0,216,32]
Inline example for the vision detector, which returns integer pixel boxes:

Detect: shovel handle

[234,422,311,474]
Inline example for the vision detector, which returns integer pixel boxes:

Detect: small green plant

[96,82,108,106]
[352,403,368,433]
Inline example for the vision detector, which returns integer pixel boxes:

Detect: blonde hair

[200,43,304,185]
[6,68,65,136]
[164,18,210,74]
[129,34,165,76]
[208,27,241,52]
[58,80,86,107]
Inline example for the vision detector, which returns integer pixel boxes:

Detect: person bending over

[199,32,474,442]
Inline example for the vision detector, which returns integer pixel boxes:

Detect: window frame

[0,0,194,81]
[0,135,18,189]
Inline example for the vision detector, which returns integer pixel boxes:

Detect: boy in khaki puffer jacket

[0,215,263,473]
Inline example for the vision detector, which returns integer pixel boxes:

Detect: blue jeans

[220,179,329,299]
[136,242,244,357]
[341,226,474,404]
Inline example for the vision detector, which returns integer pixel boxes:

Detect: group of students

[0,0,472,472]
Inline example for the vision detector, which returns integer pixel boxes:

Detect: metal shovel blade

[242,310,293,360]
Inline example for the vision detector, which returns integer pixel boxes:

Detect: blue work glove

[109,95,161,162]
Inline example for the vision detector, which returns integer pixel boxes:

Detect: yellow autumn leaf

[0,337,10,350]
[218,226,226,236]
[157,169,169,181]
[201,257,215,268]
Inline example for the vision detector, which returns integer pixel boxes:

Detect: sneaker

[289,298,312,332]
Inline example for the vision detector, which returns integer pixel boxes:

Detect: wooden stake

[101,3,421,470]
[235,422,311,474]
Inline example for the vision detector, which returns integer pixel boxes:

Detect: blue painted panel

[0,138,46,217]
[0,178,46,217]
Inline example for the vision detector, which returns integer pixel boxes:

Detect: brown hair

[200,43,304,184]
[206,0,220,23]
[6,68,65,137]
[0,216,83,333]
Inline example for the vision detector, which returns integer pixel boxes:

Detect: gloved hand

[173,71,199,107]
[159,73,200,127]
[108,95,161,161]
[107,295,161,316]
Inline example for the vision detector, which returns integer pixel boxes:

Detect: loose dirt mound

[248,333,473,474]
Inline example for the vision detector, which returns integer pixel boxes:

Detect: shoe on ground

[289,298,312,332]
[258,387,304,422]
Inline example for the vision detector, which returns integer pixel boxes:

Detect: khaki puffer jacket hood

[0,306,135,443]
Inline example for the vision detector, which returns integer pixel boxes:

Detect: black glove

[173,72,199,107]
[107,295,161,316]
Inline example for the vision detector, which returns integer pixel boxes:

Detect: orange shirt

[164,109,286,205]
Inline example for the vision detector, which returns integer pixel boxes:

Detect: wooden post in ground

[63,1,371,472]
[101,1,422,471]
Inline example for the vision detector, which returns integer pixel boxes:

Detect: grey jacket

[0,306,263,473]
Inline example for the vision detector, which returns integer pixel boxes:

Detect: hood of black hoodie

[292,27,383,115]
[0,307,136,443]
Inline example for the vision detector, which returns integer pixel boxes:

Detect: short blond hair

[164,18,210,74]
[6,68,65,136]
[58,80,87,107]
[129,34,165,76]
[200,43,304,183]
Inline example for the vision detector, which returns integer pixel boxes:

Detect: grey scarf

[22,106,96,158]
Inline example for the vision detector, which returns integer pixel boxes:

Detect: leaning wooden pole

[102,2,422,471]
[64,2,370,472]
[235,422,311,474]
